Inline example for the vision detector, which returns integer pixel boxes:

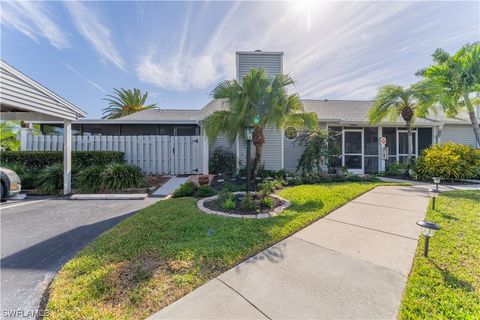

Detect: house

[26,51,479,175]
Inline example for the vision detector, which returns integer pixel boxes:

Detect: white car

[1,168,21,201]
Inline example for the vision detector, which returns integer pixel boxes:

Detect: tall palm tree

[204,69,318,178]
[416,43,480,145]
[368,85,424,164]
[102,88,157,119]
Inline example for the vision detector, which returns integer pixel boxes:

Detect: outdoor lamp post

[428,188,440,210]
[246,126,254,194]
[433,177,441,190]
[416,220,441,257]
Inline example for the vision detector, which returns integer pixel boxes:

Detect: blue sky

[1,1,478,118]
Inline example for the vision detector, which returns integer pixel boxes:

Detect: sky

[1,1,479,118]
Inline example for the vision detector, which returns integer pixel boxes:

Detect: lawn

[399,190,480,319]
[45,182,395,319]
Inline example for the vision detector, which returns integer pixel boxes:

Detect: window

[121,124,158,135]
[284,127,298,140]
[418,128,433,154]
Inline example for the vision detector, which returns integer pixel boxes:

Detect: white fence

[21,134,207,175]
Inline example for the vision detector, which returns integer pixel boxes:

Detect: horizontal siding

[238,126,283,170]
[237,53,282,80]
[0,68,76,120]
[441,125,477,147]
[209,135,236,156]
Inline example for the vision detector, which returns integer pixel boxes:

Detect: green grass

[45,182,396,319]
[399,190,480,320]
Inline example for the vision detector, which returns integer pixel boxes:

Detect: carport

[0,60,86,194]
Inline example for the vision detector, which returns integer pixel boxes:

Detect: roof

[115,99,472,126]
[0,60,86,121]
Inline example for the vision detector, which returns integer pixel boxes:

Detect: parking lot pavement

[1,196,160,319]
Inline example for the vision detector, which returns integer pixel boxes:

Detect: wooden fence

[21,134,206,175]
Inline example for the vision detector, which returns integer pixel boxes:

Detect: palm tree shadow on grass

[440,191,480,202]
[287,200,324,213]
[431,260,475,293]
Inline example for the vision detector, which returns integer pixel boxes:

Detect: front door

[343,130,363,174]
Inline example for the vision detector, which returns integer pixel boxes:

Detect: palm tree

[204,69,318,178]
[368,85,424,164]
[102,88,157,119]
[416,43,480,145]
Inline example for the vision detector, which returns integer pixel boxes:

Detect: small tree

[296,129,340,174]
[416,43,480,145]
[0,121,20,151]
[102,88,156,119]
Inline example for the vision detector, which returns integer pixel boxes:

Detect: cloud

[61,61,107,94]
[64,1,125,71]
[135,1,478,99]
[0,1,69,49]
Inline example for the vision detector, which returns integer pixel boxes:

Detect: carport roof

[0,60,87,121]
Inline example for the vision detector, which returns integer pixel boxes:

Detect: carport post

[63,120,72,195]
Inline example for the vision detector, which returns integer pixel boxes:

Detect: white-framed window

[284,127,298,140]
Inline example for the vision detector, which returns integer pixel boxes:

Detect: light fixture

[433,177,441,190]
[416,220,441,257]
[246,126,254,141]
[428,188,440,210]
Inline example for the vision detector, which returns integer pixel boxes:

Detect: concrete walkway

[151,176,190,197]
[149,185,432,320]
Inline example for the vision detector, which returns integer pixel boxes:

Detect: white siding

[236,52,283,80]
[441,125,478,147]
[0,62,83,120]
[237,126,283,170]
[209,135,236,156]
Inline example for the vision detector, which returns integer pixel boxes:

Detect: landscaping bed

[203,193,283,215]
[399,190,480,319]
[43,182,398,319]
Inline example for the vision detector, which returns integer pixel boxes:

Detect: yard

[399,190,480,319]
[44,182,392,319]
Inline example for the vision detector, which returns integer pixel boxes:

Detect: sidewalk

[149,185,431,320]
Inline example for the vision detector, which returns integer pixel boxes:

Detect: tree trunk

[252,143,263,179]
[251,127,265,179]
[406,122,413,165]
[464,94,480,146]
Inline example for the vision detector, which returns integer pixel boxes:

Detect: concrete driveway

[0,196,159,319]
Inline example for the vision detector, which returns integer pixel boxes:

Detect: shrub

[221,182,244,192]
[75,165,105,192]
[258,179,284,196]
[209,148,236,175]
[100,163,145,191]
[385,162,409,177]
[196,185,216,197]
[222,197,236,210]
[259,169,288,179]
[241,194,256,211]
[36,163,64,194]
[413,143,480,181]
[218,190,234,203]
[172,181,198,198]
[259,197,274,209]
[0,151,124,169]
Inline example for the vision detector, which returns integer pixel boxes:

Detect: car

[1,168,21,202]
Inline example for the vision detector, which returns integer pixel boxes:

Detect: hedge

[0,151,125,169]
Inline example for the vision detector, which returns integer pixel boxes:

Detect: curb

[70,194,148,200]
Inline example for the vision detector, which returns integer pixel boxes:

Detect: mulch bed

[203,193,283,215]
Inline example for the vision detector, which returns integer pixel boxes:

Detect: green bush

[196,185,216,197]
[75,165,105,192]
[220,182,244,192]
[259,197,274,209]
[209,148,236,175]
[241,194,256,211]
[36,163,64,194]
[413,143,480,181]
[222,197,236,210]
[258,179,284,196]
[172,181,198,198]
[0,151,124,169]
[100,163,145,191]
[385,162,409,177]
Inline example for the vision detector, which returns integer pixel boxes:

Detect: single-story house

[26,51,479,175]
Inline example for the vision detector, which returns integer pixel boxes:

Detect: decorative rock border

[197,191,291,219]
